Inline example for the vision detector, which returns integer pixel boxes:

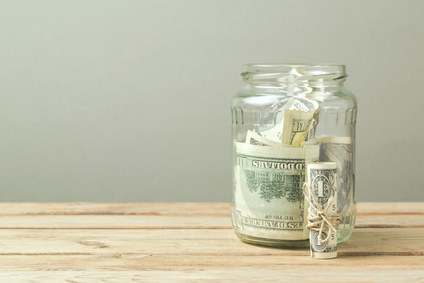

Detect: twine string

[302,182,341,243]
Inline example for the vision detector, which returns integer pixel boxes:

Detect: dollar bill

[316,136,352,214]
[281,110,315,147]
[258,98,294,143]
[307,162,338,259]
[245,130,292,147]
[291,99,312,112]
[234,142,319,240]
[302,139,320,186]
[301,139,319,147]
[259,98,319,143]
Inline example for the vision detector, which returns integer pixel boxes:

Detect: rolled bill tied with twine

[303,162,341,259]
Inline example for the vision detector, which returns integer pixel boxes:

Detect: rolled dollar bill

[306,162,338,259]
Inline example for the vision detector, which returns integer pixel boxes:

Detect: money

[291,99,312,112]
[234,142,319,240]
[281,110,315,147]
[301,139,319,147]
[258,98,319,143]
[317,136,352,213]
[245,130,292,147]
[302,139,320,186]
[307,162,338,259]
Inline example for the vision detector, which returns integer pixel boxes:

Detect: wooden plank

[0,228,421,256]
[0,203,421,282]
[0,215,231,229]
[0,214,423,229]
[0,203,230,216]
[355,214,424,228]
[0,202,421,216]
[342,228,424,256]
[0,270,423,283]
[0,255,422,271]
[357,202,424,215]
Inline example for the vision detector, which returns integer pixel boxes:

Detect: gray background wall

[1,0,423,202]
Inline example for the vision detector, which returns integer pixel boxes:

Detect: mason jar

[231,64,357,247]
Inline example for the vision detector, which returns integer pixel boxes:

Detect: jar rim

[242,63,347,85]
[243,63,345,74]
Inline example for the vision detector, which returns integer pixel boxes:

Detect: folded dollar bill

[281,110,315,147]
[245,130,292,147]
[258,98,319,143]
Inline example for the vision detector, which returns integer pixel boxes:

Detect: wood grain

[0,228,421,256]
[0,255,422,271]
[0,270,422,282]
[0,202,421,215]
[0,202,230,216]
[0,213,422,229]
[0,202,422,282]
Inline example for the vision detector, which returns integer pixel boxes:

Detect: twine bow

[302,182,341,243]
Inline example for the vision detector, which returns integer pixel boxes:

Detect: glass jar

[231,64,357,247]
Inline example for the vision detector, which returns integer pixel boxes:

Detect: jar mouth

[242,63,347,85]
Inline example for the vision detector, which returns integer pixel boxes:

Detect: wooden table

[0,202,422,282]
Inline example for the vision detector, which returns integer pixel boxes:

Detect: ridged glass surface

[231,64,357,247]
